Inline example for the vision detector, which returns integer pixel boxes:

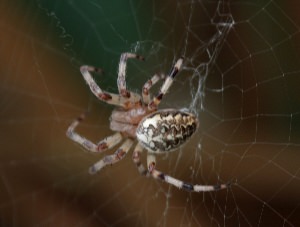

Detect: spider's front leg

[118,52,145,98]
[142,73,165,105]
[80,66,124,107]
[147,154,230,192]
[80,64,142,108]
[148,57,183,110]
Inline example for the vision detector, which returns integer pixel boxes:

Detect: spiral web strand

[0,0,299,226]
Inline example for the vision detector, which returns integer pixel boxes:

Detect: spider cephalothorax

[67,53,229,192]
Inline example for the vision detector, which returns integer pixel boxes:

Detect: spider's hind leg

[132,143,148,176]
[146,154,229,192]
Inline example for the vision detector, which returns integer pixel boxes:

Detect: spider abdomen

[136,109,198,153]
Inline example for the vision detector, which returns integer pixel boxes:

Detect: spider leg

[142,73,165,105]
[89,138,134,174]
[132,143,148,176]
[147,154,230,192]
[66,112,122,152]
[80,65,124,107]
[148,58,183,110]
[80,65,140,108]
[118,52,144,98]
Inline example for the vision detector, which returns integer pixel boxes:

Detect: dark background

[0,1,299,226]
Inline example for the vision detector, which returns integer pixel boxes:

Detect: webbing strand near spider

[67,53,230,192]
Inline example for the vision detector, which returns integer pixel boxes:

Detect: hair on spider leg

[80,65,104,74]
[68,52,230,192]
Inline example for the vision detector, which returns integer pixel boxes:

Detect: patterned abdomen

[136,109,198,153]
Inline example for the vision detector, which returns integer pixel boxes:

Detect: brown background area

[0,1,300,226]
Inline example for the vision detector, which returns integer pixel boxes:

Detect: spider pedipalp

[67,53,229,192]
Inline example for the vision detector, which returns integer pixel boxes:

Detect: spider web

[1,0,300,226]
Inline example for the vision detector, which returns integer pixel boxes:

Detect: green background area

[1,1,300,226]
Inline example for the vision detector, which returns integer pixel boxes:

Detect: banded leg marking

[132,143,147,176]
[89,139,134,174]
[96,133,123,153]
[80,65,123,107]
[66,112,122,152]
[147,154,230,192]
[118,52,145,98]
[142,73,165,105]
[148,58,183,110]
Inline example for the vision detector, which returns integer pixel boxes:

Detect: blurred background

[0,0,299,226]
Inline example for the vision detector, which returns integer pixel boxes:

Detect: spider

[67,52,229,192]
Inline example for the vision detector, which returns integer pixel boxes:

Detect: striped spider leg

[67,53,144,173]
[147,154,230,192]
[67,53,231,192]
[142,73,165,105]
[148,57,183,110]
